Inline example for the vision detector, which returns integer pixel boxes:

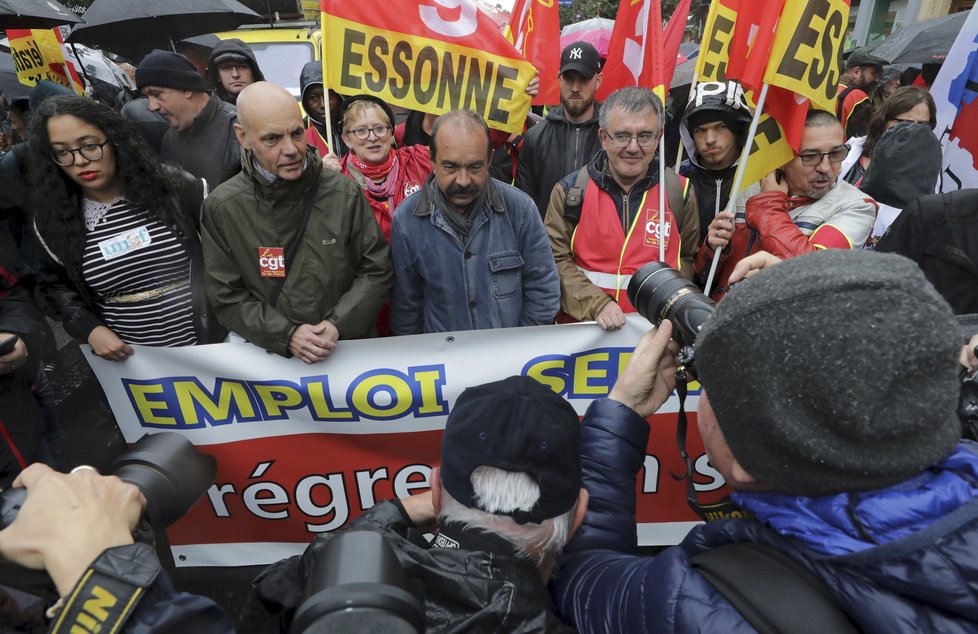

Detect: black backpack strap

[836,85,856,120]
[268,176,321,308]
[691,542,858,634]
[562,167,593,224]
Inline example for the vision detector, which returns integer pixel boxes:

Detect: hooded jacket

[207,38,265,105]
[200,147,392,356]
[679,81,753,242]
[299,60,346,157]
[555,398,978,633]
[859,121,942,247]
[516,103,603,218]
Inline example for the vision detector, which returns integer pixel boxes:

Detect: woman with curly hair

[28,94,224,361]
[839,86,937,187]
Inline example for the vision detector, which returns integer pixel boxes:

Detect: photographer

[554,250,978,632]
[0,464,234,633]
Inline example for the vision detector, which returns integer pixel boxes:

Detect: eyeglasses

[347,125,390,140]
[890,117,936,131]
[50,140,109,166]
[796,145,849,167]
[603,129,658,148]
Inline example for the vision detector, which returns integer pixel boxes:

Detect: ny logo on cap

[570,47,583,60]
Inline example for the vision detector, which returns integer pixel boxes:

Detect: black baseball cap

[440,376,581,525]
[559,41,602,79]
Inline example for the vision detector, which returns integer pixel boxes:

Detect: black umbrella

[869,11,968,64]
[0,0,82,29]
[67,0,261,62]
[0,50,31,101]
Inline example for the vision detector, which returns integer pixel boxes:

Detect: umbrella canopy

[671,56,697,89]
[0,49,32,100]
[67,0,261,62]
[869,11,968,64]
[561,17,614,56]
[0,0,82,29]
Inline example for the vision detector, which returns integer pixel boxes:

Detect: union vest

[571,178,683,312]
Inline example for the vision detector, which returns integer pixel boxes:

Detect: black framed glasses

[796,145,849,167]
[347,125,391,140]
[51,140,109,166]
[603,129,658,148]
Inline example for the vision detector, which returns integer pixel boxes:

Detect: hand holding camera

[0,464,144,595]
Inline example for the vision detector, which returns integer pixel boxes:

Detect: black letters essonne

[340,28,518,128]
[775,0,843,101]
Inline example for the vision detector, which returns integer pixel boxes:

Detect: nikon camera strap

[49,542,160,634]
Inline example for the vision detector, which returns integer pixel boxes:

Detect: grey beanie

[695,250,962,497]
[136,50,207,92]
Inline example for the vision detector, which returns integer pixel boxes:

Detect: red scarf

[349,149,395,181]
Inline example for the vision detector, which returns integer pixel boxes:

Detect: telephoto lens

[627,262,716,348]
[292,530,424,634]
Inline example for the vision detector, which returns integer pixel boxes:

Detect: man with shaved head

[201,82,392,362]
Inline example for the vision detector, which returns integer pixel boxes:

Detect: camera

[0,432,217,530]
[627,262,716,350]
[292,530,424,634]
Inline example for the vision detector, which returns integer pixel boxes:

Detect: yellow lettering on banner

[525,358,567,394]
[128,383,177,426]
[352,374,413,418]
[765,0,849,111]
[174,380,256,425]
[306,380,356,420]
[413,370,445,415]
[573,352,609,395]
[253,384,304,418]
[324,16,533,134]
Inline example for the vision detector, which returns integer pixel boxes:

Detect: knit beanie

[136,50,207,92]
[695,250,962,497]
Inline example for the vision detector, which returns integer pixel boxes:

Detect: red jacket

[339,144,432,240]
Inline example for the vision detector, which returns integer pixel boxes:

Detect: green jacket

[201,149,392,356]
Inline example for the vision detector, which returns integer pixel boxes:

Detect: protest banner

[931,7,978,193]
[87,319,722,567]
[320,0,536,134]
[506,0,560,105]
[6,28,84,95]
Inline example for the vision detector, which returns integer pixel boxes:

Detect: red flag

[507,0,561,105]
[598,0,666,101]
[662,0,693,90]
[725,0,784,91]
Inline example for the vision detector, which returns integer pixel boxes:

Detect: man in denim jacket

[390,110,560,334]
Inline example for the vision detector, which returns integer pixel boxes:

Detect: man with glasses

[837,48,889,138]
[201,82,391,362]
[698,110,877,300]
[389,110,559,334]
[544,86,698,331]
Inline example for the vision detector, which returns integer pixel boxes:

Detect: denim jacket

[390,176,559,334]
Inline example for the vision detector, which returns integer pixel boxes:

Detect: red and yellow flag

[599,0,665,100]
[6,28,84,95]
[506,0,560,106]
[320,0,536,134]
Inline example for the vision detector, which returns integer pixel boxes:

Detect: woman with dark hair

[28,94,224,360]
[839,86,937,186]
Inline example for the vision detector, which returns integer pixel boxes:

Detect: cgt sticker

[259,247,286,278]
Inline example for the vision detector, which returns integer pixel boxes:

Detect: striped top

[82,198,197,346]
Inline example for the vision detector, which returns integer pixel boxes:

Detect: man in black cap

[837,47,889,138]
[516,41,604,218]
[248,375,586,632]
[207,38,265,106]
[679,80,753,245]
[136,49,241,187]
[554,249,978,632]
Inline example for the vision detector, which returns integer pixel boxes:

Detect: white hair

[438,466,576,569]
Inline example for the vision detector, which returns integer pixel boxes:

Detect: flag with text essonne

[320,0,535,134]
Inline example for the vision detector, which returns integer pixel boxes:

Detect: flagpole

[320,29,335,154]
[659,137,667,264]
[703,82,770,297]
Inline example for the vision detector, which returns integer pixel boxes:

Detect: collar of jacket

[241,144,322,201]
[411,174,504,218]
[586,148,662,196]
[547,102,601,126]
[180,92,223,138]
[433,520,535,565]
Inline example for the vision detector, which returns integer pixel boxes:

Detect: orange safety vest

[571,178,682,312]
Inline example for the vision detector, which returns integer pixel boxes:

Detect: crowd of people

[0,32,976,633]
